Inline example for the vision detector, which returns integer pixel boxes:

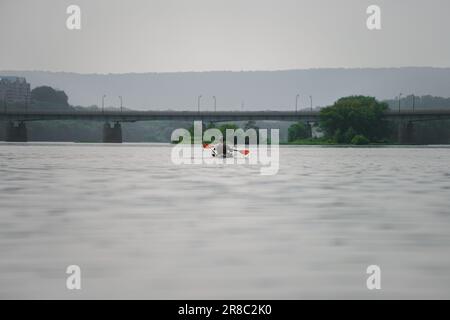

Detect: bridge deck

[1,109,450,122]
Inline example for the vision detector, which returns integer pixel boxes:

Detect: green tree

[351,135,370,145]
[288,122,310,142]
[185,122,239,144]
[320,96,390,143]
[244,120,258,131]
[217,123,239,144]
[31,86,69,107]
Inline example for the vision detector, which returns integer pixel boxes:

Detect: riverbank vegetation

[288,96,391,145]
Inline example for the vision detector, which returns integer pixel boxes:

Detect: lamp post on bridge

[412,94,415,112]
[197,95,202,113]
[213,96,216,112]
[309,95,313,112]
[398,93,402,113]
[102,94,106,114]
[119,96,123,113]
[295,94,300,113]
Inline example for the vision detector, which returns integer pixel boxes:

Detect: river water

[0,143,449,299]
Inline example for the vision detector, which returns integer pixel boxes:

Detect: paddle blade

[240,149,250,156]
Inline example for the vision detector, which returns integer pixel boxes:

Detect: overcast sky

[1,0,449,73]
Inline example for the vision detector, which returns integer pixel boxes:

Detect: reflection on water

[0,143,450,299]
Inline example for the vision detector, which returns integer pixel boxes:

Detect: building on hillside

[0,76,31,105]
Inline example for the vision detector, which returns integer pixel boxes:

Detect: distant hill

[1,68,450,111]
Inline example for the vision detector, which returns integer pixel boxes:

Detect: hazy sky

[1,0,449,73]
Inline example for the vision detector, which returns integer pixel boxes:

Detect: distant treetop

[31,86,69,107]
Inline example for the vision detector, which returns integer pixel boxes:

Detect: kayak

[211,148,233,158]
[203,143,249,157]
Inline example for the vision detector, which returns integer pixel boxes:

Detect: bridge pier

[397,121,415,144]
[5,121,28,142]
[103,122,122,143]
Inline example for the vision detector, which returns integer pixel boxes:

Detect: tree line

[288,95,450,144]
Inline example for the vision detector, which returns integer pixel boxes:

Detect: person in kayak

[213,138,233,158]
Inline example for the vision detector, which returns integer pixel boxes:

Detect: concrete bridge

[1,108,450,143]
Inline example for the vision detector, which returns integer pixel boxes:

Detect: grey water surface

[0,143,449,299]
